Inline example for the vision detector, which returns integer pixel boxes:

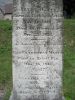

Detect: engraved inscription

[11,0,63,100]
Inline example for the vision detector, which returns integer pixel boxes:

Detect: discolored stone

[10,0,64,100]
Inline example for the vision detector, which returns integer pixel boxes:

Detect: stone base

[9,92,65,100]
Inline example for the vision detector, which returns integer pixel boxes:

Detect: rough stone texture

[10,0,63,100]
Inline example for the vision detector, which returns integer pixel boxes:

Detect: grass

[63,19,75,100]
[0,19,75,100]
[0,20,12,99]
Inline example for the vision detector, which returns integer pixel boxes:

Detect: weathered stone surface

[10,0,63,100]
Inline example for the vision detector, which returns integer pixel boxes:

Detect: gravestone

[10,0,64,100]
